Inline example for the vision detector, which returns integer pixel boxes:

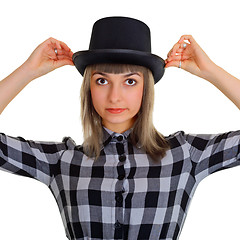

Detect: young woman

[0,16,239,240]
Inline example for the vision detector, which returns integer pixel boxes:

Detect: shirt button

[116,135,123,141]
[114,221,122,229]
[119,155,126,162]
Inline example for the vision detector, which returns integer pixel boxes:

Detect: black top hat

[73,16,165,84]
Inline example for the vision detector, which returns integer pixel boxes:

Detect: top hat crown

[73,16,165,83]
[89,17,151,52]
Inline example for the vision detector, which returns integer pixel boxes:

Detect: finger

[54,58,74,68]
[170,42,181,56]
[54,54,73,61]
[47,37,73,54]
[171,44,189,57]
[165,60,181,68]
[55,39,72,53]
[167,49,172,58]
[53,48,73,58]
[50,54,74,66]
[166,53,190,63]
[169,42,189,58]
[180,42,189,50]
[167,37,190,59]
[167,45,179,59]
[58,40,72,52]
[175,47,185,54]
[178,35,196,45]
[47,46,58,60]
[48,46,73,63]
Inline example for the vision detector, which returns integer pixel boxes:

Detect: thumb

[165,60,181,69]
[53,57,74,69]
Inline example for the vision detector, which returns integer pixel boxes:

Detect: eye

[96,78,108,85]
[125,79,136,86]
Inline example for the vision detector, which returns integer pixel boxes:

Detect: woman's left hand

[165,35,216,80]
[166,35,240,110]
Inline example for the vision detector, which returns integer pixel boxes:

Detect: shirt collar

[101,126,132,149]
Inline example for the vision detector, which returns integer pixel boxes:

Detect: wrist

[201,62,222,83]
[20,60,39,82]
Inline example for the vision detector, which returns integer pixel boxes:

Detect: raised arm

[165,35,240,110]
[0,37,73,114]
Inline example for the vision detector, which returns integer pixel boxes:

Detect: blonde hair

[80,63,169,160]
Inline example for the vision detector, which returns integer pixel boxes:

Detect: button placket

[116,137,126,163]
[117,165,125,180]
[115,191,123,206]
[114,134,126,239]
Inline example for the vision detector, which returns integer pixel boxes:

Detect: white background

[0,0,239,239]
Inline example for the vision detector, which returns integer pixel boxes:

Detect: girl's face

[90,71,144,133]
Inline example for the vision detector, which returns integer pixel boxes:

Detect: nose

[108,84,122,103]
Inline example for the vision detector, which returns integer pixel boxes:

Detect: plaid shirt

[0,127,240,240]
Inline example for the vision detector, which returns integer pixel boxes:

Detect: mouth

[106,108,127,114]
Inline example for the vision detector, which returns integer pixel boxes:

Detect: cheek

[128,88,143,111]
[90,87,105,112]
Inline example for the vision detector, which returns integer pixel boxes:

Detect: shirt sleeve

[0,133,69,186]
[185,130,240,183]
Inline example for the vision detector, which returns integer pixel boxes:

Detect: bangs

[86,63,148,75]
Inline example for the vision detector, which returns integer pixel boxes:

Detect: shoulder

[62,136,83,152]
[165,131,187,149]
[165,130,240,151]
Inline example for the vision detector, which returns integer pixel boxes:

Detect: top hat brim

[72,49,165,84]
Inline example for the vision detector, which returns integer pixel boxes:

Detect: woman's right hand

[0,38,73,114]
[24,37,74,80]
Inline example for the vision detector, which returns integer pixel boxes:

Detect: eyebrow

[92,72,141,77]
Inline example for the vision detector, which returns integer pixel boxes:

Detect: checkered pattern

[0,128,240,240]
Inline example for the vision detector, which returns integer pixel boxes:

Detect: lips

[106,108,127,114]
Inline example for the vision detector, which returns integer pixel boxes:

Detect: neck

[102,118,136,134]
